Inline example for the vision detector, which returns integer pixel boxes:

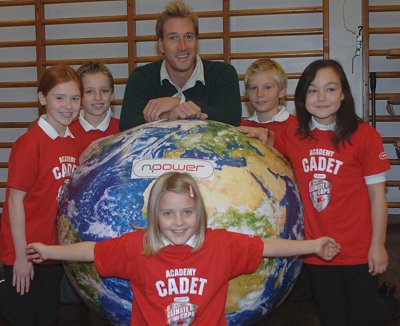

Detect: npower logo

[131,159,215,179]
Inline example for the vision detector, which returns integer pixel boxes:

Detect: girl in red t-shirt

[26,172,339,325]
[0,65,82,325]
[239,59,399,325]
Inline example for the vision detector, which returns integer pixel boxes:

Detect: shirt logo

[309,178,331,212]
[166,296,197,325]
[379,152,388,160]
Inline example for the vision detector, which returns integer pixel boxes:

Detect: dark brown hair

[295,59,360,147]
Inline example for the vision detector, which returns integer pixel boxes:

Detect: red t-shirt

[240,114,297,133]
[69,117,119,154]
[94,228,264,325]
[1,124,80,265]
[274,122,390,265]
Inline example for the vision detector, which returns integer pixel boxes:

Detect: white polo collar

[79,108,113,132]
[310,116,336,131]
[38,115,75,139]
[247,106,290,123]
[160,55,205,102]
[161,234,197,248]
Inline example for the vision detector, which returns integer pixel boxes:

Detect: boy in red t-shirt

[237,58,296,143]
[69,61,119,155]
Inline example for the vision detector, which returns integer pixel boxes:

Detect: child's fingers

[368,259,387,275]
[368,260,376,275]
[326,237,341,250]
[321,239,340,260]
[25,277,30,294]
[236,126,248,134]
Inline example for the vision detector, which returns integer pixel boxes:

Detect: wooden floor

[0,224,399,326]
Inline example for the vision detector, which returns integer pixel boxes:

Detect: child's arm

[9,188,33,295]
[79,135,115,163]
[236,126,274,146]
[262,237,340,261]
[367,182,388,275]
[26,242,95,263]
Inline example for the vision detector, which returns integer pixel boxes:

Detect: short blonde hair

[244,58,287,91]
[77,61,114,93]
[143,172,207,256]
[155,0,199,39]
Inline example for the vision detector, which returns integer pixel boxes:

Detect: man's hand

[143,97,180,122]
[165,101,208,120]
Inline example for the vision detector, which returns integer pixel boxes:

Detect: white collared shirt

[247,106,290,123]
[38,115,75,139]
[161,234,197,248]
[79,108,113,132]
[309,116,386,184]
[160,55,205,104]
[310,116,336,131]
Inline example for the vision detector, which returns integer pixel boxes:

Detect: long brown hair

[295,59,360,148]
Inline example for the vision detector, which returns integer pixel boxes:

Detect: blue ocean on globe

[57,119,304,325]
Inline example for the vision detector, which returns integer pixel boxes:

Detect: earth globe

[57,119,304,325]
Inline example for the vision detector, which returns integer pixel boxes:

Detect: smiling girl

[26,171,340,326]
[0,65,82,325]
[241,59,399,325]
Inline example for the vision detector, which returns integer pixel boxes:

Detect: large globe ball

[57,119,303,325]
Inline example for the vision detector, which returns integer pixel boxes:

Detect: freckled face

[38,81,81,136]
[158,191,197,246]
[305,67,344,125]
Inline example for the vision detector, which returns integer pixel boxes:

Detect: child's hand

[368,244,388,275]
[236,126,270,145]
[12,256,34,295]
[79,135,114,163]
[26,242,48,264]
[315,237,341,260]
